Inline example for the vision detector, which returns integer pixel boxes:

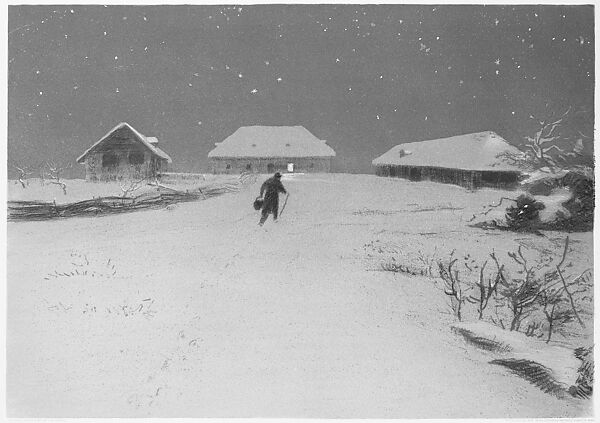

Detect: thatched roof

[208,126,336,158]
[372,131,522,172]
[77,122,172,164]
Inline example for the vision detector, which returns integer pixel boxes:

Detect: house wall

[83,128,169,181]
[375,165,519,190]
[85,151,167,181]
[210,157,331,174]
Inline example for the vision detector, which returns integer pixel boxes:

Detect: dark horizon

[8,4,594,178]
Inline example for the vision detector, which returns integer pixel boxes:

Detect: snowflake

[250,88,258,94]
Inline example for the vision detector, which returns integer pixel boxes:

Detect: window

[102,152,118,168]
[246,163,252,171]
[226,163,231,170]
[310,162,314,169]
[129,151,144,165]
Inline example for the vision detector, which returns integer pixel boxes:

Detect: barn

[208,126,336,174]
[372,131,523,190]
[77,122,172,181]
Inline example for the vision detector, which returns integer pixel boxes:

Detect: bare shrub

[466,254,503,320]
[437,253,467,321]
[495,246,543,332]
[569,346,593,399]
[119,177,147,197]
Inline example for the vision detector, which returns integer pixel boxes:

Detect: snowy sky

[7,5,594,174]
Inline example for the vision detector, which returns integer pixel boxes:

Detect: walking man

[258,172,288,226]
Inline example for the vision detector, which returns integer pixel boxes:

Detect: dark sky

[8,4,595,175]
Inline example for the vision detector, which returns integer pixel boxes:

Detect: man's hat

[274,172,282,178]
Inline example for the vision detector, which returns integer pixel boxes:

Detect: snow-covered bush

[505,195,546,231]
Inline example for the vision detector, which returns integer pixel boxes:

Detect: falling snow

[6,4,593,174]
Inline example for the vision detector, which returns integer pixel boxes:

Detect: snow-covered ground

[7,173,592,418]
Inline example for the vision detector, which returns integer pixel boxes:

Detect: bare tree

[522,106,572,171]
[13,164,32,188]
[44,160,72,195]
[499,105,592,172]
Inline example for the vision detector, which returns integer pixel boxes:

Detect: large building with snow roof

[372,131,523,190]
[77,122,172,181]
[208,126,336,174]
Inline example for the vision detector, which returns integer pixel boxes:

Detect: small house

[208,125,336,174]
[77,122,172,181]
[372,131,523,189]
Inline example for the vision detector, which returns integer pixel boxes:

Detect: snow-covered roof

[208,126,336,158]
[77,122,172,164]
[372,131,523,172]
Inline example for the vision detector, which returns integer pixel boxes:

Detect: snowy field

[6,173,593,418]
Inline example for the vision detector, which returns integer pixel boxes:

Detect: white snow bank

[451,321,584,388]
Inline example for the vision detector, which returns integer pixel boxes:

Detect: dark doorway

[267,163,275,173]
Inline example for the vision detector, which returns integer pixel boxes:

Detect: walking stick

[279,193,290,217]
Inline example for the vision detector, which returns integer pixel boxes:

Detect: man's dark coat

[260,176,287,216]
